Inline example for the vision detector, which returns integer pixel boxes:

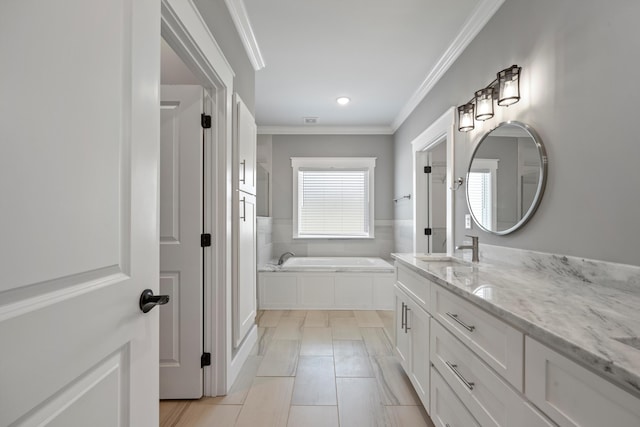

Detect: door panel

[234,193,256,347]
[159,85,204,399]
[0,0,159,425]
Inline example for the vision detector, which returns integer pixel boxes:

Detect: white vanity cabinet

[394,264,431,410]
[431,285,523,391]
[431,321,552,427]
[525,337,640,427]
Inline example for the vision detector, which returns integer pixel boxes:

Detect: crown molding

[257,125,394,135]
[391,0,505,132]
[224,0,265,70]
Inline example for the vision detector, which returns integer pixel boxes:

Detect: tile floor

[160,310,435,427]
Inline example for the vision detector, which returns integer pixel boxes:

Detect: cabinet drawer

[396,264,431,310]
[430,367,480,427]
[431,286,523,390]
[431,321,553,427]
[525,337,640,427]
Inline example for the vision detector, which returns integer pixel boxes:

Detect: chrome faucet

[456,235,479,263]
[277,251,295,265]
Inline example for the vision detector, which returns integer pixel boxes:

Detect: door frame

[161,0,234,396]
[411,107,456,255]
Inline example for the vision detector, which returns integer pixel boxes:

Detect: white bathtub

[280,256,394,272]
[258,257,394,310]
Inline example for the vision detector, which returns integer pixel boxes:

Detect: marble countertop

[391,252,640,397]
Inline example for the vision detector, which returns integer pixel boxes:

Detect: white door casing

[412,107,456,255]
[159,85,207,399]
[0,0,160,425]
[161,0,236,395]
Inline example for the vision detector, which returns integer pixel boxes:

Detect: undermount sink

[612,337,640,351]
[414,255,470,265]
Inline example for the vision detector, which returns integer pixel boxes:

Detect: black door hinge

[201,352,211,368]
[424,166,432,174]
[201,114,212,129]
[201,233,212,247]
[424,228,432,236]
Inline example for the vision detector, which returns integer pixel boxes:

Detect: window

[467,158,498,230]
[291,157,376,239]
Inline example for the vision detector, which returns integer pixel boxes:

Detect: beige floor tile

[328,310,354,319]
[300,327,333,356]
[334,340,373,377]
[160,400,189,427]
[385,405,435,427]
[291,356,337,405]
[336,377,391,427]
[211,356,263,405]
[273,317,304,340]
[283,310,308,318]
[303,310,329,327]
[378,310,395,341]
[252,327,275,356]
[287,406,339,427]
[354,310,384,327]
[330,317,363,340]
[235,377,294,427]
[257,340,300,376]
[258,310,285,327]
[174,401,241,427]
[361,327,393,356]
[370,356,420,405]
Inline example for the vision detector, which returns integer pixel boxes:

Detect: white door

[0,1,160,426]
[159,85,205,399]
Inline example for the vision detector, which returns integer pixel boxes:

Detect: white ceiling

[241,0,503,133]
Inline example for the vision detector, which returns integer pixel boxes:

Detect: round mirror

[466,121,547,235]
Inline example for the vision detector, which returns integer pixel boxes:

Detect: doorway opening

[412,107,456,255]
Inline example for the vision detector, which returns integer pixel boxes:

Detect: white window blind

[291,157,376,239]
[298,169,369,237]
[468,171,492,229]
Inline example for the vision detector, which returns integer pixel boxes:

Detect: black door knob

[139,289,170,313]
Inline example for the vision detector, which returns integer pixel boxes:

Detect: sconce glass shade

[474,88,494,121]
[497,65,521,106]
[458,103,475,132]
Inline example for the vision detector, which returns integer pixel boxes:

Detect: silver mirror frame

[465,121,548,235]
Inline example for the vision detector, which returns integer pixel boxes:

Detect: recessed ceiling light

[336,97,350,105]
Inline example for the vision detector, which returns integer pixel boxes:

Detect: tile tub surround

[270,218,394,260]
[391,251,640,397]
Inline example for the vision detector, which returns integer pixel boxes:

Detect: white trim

[223,0,266,70]
[411,107,456,255]
[162,0,235,397]
[257,125,394,135]
[391,0,505,131]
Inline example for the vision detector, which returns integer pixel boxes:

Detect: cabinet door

[407,298,430,411]
[234,193,257,347]
[526,337,640,427]
[394,288,411,371]
[236,94,257,195]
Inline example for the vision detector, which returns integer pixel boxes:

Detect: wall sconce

[457,65,521,132]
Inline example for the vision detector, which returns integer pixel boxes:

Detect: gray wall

[273,135,394,220]
[270,134,395,259]
[394,0,640,266]
[194,0,255,113]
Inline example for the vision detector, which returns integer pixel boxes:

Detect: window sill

[293,235,375,240]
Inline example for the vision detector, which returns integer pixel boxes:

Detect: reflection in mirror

[466,121,547,235]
